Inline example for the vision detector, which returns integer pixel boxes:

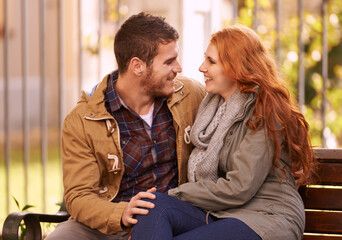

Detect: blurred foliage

[84,0,128,55]
[223,0,342,147]
[12,196,35,240]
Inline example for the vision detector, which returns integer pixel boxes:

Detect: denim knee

[142,192,173,212]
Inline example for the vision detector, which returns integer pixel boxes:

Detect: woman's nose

[199,62,206,73]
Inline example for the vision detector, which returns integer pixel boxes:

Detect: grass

[0,144,63,236]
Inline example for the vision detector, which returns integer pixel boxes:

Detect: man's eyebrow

[164,56,177,64]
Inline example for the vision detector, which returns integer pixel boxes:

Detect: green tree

[224,0,342,147]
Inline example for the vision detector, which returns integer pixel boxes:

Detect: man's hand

[121,187,157,228]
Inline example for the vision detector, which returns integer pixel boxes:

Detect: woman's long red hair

[211,25,316,185]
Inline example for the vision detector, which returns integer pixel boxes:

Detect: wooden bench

[299,148,342,240]
[2,148,341,240]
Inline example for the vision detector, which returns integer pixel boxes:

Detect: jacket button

[107,195,111,199]
[180,91,184,95]
[90,113,94,117]
[167,100,171,104]
[229,131,233,135]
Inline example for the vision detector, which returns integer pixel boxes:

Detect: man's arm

[62,110,160,233]
[62,113,128,234]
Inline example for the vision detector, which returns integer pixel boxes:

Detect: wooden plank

[305,211,342,234]
[299,187,342,211]
[314,162,342,184]
[314,148,342,162]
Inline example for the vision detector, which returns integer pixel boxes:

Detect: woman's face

[199,43,237,100]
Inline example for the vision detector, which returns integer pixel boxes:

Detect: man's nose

[173,60,182,73]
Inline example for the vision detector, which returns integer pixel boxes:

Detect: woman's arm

[169,127,274,211]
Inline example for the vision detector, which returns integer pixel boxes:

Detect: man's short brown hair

[114,12,179,74]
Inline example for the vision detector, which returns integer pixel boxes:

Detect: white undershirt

[139,103,154,129]
[140,103,157,164]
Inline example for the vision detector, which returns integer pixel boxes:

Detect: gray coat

[168,91,305,240]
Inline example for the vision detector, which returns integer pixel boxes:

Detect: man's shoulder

[169,76,205,110]
[65,75,109,121]
[174,76,205,95]
[175,75,202,86]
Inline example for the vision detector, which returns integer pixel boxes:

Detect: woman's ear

[129,57,146,76]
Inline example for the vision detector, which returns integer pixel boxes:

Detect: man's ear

[129,57,145,76]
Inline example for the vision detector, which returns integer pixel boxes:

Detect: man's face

[141,41,182,97]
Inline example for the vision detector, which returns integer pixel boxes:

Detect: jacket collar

[79,73,113,120]
[80,72,189,118]
[234,86,258,121]
[166,78,188,108]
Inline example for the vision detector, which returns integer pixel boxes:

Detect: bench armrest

[2,211,70,240]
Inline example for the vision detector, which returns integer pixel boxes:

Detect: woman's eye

[209,59,215,64]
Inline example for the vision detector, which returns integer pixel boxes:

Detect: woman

[130,25,316,240]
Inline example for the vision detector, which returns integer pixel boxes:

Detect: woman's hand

[121,187,157,228]
[292,169,304,189]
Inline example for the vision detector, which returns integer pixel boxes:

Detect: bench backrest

[299,148,342,240]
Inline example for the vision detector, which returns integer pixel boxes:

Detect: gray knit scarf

[188,90,248,182]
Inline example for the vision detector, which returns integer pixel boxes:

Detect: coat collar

[80,72,190,119]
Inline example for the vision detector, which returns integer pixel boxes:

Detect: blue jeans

[131,192,261,240]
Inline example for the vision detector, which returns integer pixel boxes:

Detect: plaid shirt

[106,71,178,202]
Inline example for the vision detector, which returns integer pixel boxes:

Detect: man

[46,12,205,240]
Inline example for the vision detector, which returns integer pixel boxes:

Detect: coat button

[180,91,184,95]
[90,113,94,117]
[167,100,171,104]
[229,131,233,135]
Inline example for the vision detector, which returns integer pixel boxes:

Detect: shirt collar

[105,70,167,115]
[106,70,123,113]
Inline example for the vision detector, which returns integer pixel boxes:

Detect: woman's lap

[131,192,260,240]
[174,217,261,240]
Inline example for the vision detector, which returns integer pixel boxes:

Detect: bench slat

[314,162,342,184]
[315,149,342,162]
[299,187,342,211]
[303,235,342,240]
[304,211,342,234]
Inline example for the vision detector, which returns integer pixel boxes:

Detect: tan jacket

[169,91,305,240]
[62,74,205,234]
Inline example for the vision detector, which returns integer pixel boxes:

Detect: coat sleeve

[168,127,274,211]
[62,112,128,234]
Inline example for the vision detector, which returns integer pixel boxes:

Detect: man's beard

[141,67,175,97]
